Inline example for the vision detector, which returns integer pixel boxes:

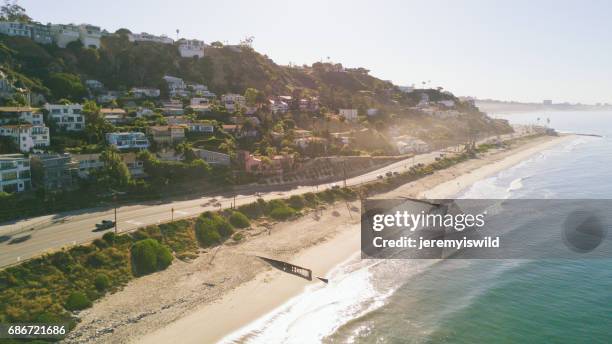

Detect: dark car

[95,220,115,231]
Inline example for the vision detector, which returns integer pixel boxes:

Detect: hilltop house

[178,39,206,58]
[128,32,174,44]
[44,104,85,131]
[0,21,53,44]
[0,124,50,152]
[49,23,102,48]
[106,132,149,150]
[0,154,31,193]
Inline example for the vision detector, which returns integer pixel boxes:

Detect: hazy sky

[20,0,612,104]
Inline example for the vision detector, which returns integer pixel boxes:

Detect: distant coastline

[476,99,612,114]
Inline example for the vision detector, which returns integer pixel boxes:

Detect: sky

[19,0,612,104]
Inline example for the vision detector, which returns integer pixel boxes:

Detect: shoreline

[66,134,574,344]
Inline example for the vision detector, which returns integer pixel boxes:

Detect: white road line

[126,220,144,226]
[174,210,189,215]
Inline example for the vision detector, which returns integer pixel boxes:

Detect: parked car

[95,220,115,231]
[385,171,393,177]
[377,175,383,179]
[331,183,340,189]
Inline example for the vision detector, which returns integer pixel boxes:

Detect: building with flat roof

[106,132,150,150]
[0,154,31,193]
[0,124,50,152]
[31,153,78,190]
[0,107,44,126]
[45,104,85,131]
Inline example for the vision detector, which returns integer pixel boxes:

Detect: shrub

[287,195,305,209]
[270,206,296,220]
[85,251,110,268]
[303,192,318,207]
[195,217,221,247]
[232,232,244,242]
[237,198,266,219]
[130,239,174,276]
[65,292,92,311]
[94,273,111,292]
[229,211,250,228]
[266,199,287,214]
[198,212,234,237]
[102,232,116,245]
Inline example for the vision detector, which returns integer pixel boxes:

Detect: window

[2,171,18,181]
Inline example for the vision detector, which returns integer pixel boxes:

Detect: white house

[437,100,455,108]
[130,87,161,98]
[0,154,31,193]
[221,94,246,112]
[72,153,104,178]
[193,148,230,166]
[339,109,358,122]
[0,124,50,152]
[85,79,104,90]
[49,24,80,48]
[163,75,189,98]
[0,107,44,126]
[269,99,289,114]
[0,21,53,44]
[44,104,85,131]
[395,136,429,154]
[178,39,206,58]
[128,32,174,44]
[106,132,150,150]
[78,24,102,48]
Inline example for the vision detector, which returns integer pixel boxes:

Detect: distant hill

[0,32,457,109]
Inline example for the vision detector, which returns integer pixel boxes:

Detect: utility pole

[171,207,174,221]
[113,194,118,234]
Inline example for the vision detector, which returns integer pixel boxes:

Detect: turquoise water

[326,111,612,343]
[222,111,612,344]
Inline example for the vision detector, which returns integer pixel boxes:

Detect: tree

[0,0,31,22]
[46,73,86,101]
[244,87,259,106]
[97,148,131,189]
[83,100,114,143]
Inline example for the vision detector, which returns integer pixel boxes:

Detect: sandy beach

[65,134,574,344]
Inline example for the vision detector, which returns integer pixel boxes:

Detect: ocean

[221,111,612,344]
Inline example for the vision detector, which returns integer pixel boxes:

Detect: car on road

[385,171,393,177]
[95,220,115,231]
[331,183,340,189]
[377,174,384,179]
[393,171,400,176]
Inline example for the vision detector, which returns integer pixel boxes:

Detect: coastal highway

[0,134,520,268]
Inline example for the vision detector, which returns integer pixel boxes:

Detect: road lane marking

[126,220,144,226]
[175,210,189,215]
